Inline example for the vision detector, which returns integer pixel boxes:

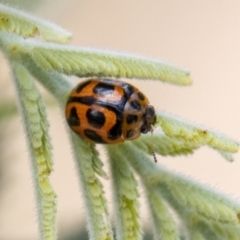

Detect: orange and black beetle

[65,78,156,144]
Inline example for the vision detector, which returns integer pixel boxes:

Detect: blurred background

[1,1,240,239]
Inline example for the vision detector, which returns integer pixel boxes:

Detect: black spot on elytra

[126,129,136,138]
[75,80,91,93]
[68,107,80,126]
[126,114,138,124]
[108,119,122,140]
[98,79,134,99]
[84,129,106,143]
[130,100,141,111]
[70,96,95,105]
[137,92,145,101]
[93,82,115,95]
[68,96,125,114]
[121,83,134,99]
[86,109,106,128]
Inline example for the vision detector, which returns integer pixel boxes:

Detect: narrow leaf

[12,64,56,240]
[70,134,113,240]
[156,112,239,157]
[0,4,71,43]
[107,146,142,240]
[3,34,192,85]
[147,191,180,240]
[114,143,240,239]
[134,133,199,157]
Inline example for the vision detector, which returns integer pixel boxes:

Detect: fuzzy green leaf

[0,4,71,43]
[30,46,192,85]
[147,191,180,240]
[70,134,113,240]
[0,33,192,85]
[155,112,239,160]
[12,64,56,240]
[111,143,240,240]
[108,146,141,240]
[134,133,199,157]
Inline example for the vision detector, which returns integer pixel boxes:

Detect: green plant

[0,4,240,240]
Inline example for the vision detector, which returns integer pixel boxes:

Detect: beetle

[65,78,157,144]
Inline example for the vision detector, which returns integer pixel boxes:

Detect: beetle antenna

[150,127,157,162]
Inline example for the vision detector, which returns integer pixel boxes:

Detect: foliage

[0,4,239,240]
